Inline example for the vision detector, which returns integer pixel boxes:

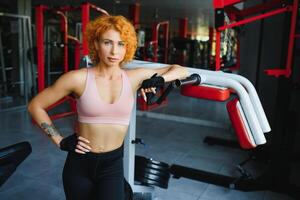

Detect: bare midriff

[78,122,128,153]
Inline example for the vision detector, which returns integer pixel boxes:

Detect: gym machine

[123,60,270,197]
[0,13,34,112]
[135,21,169,64]
[0,142,32,187]
[35,3,109,121]
[129,3,169,65]
[213,0,299,76]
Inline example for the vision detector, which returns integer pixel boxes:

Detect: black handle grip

[146,91,158,105]
[175,74,201,87]
[146,74,201,105]
[156,82,176,104]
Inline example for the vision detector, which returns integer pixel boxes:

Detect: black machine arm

[146,73,201,105]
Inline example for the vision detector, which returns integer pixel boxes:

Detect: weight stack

[134,155,171,189]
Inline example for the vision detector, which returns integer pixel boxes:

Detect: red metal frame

[129,3,140,29]
[151,21,169,63]
[213,0,242,9]
[35,5,47,92]
[81,2,109,57]
[35,6,76,120]
[36,6,72,92]
[56,11,68,73]
[179,18,188,38]
[213,0,299,77]
[35,3,108,121]
[68,35,81,70]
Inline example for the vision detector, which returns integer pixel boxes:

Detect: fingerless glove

[141,73,165,89]
[59,134,78,152]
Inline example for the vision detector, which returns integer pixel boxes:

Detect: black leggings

[62,145,124,200]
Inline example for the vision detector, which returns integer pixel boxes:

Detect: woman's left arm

[129,64,189,101]
[134,64,189,88]
[155,64,189,82]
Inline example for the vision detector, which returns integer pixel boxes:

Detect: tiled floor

[0,90,297,200]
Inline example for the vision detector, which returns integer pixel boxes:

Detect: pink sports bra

[76,67,134,125]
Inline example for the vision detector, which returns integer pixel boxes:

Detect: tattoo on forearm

[40,122,61,137]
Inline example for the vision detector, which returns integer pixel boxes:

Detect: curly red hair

[85,15,137,65]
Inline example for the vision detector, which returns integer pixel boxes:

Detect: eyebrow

[101,38,125,43]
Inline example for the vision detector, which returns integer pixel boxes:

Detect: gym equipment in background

[135,155,171,189]
[0,13,34,112]
[35,3,109,121]
[212,0,299,77]
[0,141,32,187]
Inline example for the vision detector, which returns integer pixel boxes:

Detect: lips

[108,57,119,62]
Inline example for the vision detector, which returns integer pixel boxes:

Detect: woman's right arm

[27,70,81,148]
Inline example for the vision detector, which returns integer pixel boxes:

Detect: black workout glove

[141,73,165,89]
[59,134,78,152]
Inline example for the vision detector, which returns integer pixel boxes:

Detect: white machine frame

[123,60,270,193]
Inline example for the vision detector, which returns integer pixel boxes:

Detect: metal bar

[35,5,47,92]
[151,23,158,62]
[215,31,221,70]
[68,35,80,70]
[0,12,31,19]
[218,6,290,31]
[46,26,51,86]
[213,0,243,9]
[18,18,24,96]
[22,18,28,104]
[55,11,68,73]
[163,22,169,64]
[152,21,169,63]
[0,30,7,93]
[192,68,271,133]
[81,3,90,57]
[179,18,188,38]
[49,112,76,120]
[88,3,109,15]
[189,71,266,144]
[208,27,214,68]
[57,6,80,12]
[129,3,140,29]
[233,0,283,18]
[284,0,298,77]
[26,17,36,95]
[264,0,299,78]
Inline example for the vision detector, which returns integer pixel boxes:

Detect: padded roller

[181,85,230,101]
[226,98,256,149]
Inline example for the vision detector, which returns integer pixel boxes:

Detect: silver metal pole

[26,17,36,95]
[0,30,7,93]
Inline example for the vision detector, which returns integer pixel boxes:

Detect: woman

[28,15,188,200]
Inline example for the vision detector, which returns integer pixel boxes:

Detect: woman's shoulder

[57,68,89,86]
[66,68,88,78]
[123,67,145,76]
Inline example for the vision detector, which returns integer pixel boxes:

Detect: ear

[94,41,99,50]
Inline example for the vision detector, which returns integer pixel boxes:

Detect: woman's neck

[94,65,122,79]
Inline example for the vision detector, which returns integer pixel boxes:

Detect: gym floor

[0,90,295,200]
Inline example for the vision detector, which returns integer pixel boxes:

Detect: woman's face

[96,29,126,67]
